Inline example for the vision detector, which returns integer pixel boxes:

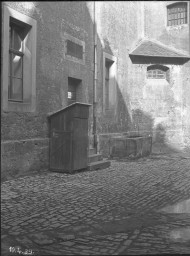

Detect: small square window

[66,40,83,60]
[64,33,85,65]
[68,92,72,99]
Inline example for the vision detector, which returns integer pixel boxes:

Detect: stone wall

[1,139,49,182]
[1,2,94,180]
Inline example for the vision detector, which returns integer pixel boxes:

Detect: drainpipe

[93,1,98,153]
[189,1,190,55]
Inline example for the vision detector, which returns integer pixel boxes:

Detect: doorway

[67,77,82,105]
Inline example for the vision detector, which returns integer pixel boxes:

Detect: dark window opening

[105,59,114,110]
[66,40,83,60]
[167,2,187,26]
[68,77,81,105]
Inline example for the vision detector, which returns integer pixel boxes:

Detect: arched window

[147,65,169,80]
[167,2,187,26]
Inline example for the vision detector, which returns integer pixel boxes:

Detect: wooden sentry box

[48,102,91,172]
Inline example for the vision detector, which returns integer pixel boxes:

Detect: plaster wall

[143,1,190,150]
[96,1,190,154]
[95,1,143,133]
[144,1,189,54]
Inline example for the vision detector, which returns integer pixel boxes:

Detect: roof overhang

[129,39,190,62]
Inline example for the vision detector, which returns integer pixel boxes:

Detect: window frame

[147,65,170,82]
[167,2,188,26]
[9,19,25,102]
[66,39,83,60]
[2,5,37,112]
[63,33,85,65]
[67,77,82,106]
[105,60,113,110]
[147,69,166,79]
[103,52,117,114]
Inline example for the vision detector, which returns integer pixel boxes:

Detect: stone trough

[109,135,152,159]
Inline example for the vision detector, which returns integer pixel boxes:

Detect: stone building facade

[1,1,190,180]
[95,1,190,155]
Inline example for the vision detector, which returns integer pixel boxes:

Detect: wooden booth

[48,102,91,173]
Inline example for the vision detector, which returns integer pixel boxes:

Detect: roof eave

[129,54,190,59]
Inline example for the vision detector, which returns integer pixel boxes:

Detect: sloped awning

[129,39,190,59]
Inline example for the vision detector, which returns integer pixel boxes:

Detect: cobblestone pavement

[1,153,190,255]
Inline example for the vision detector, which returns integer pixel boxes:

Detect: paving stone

[1,157,190,255]
[123,239,132,246]
[61,241,75,246]
[57,234,75,241]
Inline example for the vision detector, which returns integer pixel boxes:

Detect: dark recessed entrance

[68,77,82,106]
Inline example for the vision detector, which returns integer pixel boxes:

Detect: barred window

[167,2,187,26]
[147,65,169,80]
[147,69,166,79]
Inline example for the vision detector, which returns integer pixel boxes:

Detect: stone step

[88,160,111,171]
[88,153,103,163]
[89,148,96,155]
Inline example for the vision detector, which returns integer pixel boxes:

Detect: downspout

[189,1,190,55]
[93,1,98,153]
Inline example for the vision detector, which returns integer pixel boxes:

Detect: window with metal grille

[147,65,169,79]
[66,40,83,60]
[167,2,187,26]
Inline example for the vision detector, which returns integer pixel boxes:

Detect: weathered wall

[182,61,190,151]
[96,1,190,155]
[140,63,185,151]
[1,1,94,180]
[143,1,190,151]
[95,1,147,155]
[144,1,189,53]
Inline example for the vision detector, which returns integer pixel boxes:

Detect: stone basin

[110,135,152,159]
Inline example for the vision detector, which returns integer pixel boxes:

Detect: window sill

[146,79,169,86]
[166,24,188,30]
[3,101,35,112]
[65,54,85,65]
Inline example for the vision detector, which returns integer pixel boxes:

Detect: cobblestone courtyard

[1,153,190,255]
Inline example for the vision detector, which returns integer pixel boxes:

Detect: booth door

[50,130,72,171]
[72,118,88,170]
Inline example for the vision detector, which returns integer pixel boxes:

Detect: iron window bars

[167,2,187,26]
